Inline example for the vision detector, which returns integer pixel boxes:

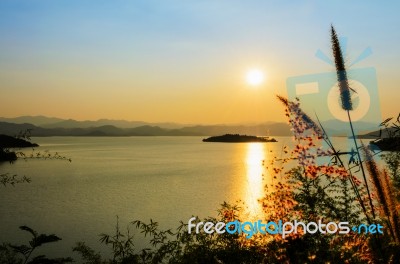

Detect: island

[202,134,277,143]
[0,134,39,162]
[370,138,400,151]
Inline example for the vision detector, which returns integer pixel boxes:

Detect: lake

[0,136,367,259]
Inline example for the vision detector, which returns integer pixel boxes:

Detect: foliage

[370,114,400,151]
[0,226,73,264]
[0,243,21,264]
[382,151,400,195]
[74,208,265,264]
[0,130,71,187]
[1,131,73,262]
[72,243,106,264]
[0,173,31,186]
[379,115,400,196]
[379,115,400,139]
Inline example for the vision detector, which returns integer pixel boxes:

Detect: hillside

[0,121,292,137]
[0,116,186,129]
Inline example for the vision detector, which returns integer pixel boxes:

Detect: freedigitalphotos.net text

[187,217,383,239]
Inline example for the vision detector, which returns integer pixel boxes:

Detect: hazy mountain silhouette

[320,119,379,136]
[0,116,186,129]
[0,116,380,137]
[0,116,65,126]
[357,127,396,139]
[0,121,291,137]
[0,122,44,136]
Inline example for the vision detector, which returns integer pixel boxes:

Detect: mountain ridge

[0,121,292,137]
[0,116,381,137]
[0,116,186,129]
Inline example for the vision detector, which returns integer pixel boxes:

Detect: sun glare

[246,69,265,86]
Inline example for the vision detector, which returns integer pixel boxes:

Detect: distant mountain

[0,116,186,129]
[0,116,65,126]
[358,127,396,139]
[42,119,185,129]
[0,121,292,137]
[0,115,383,138]
[0,122,44,136]
[0,122,199,137]
[319,119,379,136]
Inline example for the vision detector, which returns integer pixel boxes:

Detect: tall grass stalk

[316,115,372,224]
[362,144,400,243]
[277,95,373,222]
[331,25,376,220]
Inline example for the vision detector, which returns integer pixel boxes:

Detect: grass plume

[331,25,353,111]
[331,25,376,220]
[362,143,400,243]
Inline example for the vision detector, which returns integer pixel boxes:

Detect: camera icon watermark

[286,40,382,139]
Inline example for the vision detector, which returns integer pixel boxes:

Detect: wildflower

[277,95,323,138]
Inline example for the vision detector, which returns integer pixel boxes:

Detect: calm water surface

[0,136,355,258]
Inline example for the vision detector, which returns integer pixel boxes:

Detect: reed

[331,25,376,220]
[331,25,352,111]
[362,144,400,243]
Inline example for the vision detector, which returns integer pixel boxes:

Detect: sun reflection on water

[244,143,266,219]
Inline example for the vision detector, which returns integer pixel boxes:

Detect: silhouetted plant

[362,144,400,244]
[369,114,400,152]
[0,130,71,187]
[73,205,266,264]
[331,25,376,222]
[0,226,73,264]
[0,173,31,186]
[72,242,106,264]
[383,151,400,199]
[275,26,400,258]
[264,96,370,262]
[0,243,21,264]
[1,133,73,263]
[99,216,138,263]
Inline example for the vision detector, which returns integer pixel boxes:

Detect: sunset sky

[1,0,399,124]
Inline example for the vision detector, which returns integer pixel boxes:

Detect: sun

[246,69,265,86]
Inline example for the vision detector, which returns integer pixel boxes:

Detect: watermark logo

[187,217,383,239]
[286,38,382,137]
